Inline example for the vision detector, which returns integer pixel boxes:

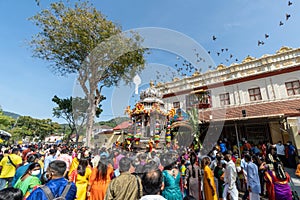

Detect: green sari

[14,175,41,196]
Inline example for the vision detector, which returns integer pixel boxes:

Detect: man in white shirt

[275,141,286,166]
[223,154,238,200]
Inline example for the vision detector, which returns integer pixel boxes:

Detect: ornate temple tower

[125,82,168,147]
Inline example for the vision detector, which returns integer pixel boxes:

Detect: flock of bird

[258,1,293,47]
[157,0,295,83]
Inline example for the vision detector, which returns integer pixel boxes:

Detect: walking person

[276,141,286,167]
[202,157,217,200]
[69,158,92,200]
[286,141,297,169]
[56,148,72,177]
[184,152,202,200]
[140,166,166,200]
[26,160,77,200]
[0,148,22,189]
[13,163,41,198]
[161,154,182,200]
[222,154,238,200]
[264,162,292,200]
[11,154,39,187]
[44,149,56,172]
[105,157,143,200]
[88,156,114,200]
[244,154,261,200]
[214,160,225,200]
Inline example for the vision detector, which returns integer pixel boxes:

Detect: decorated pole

[154,120,160,148]
[165,121,171,148]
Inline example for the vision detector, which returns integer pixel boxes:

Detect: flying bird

[288,1,292,6]
[212,35,217,41]
[286,13,291,21]
[279,21,284,26]
[258,40,265,46]
[265,34,269,39]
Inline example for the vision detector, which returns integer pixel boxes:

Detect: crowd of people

[0,138,298,200]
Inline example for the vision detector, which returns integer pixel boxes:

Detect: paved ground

[238,168,299,200]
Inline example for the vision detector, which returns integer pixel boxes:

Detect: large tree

[52,95,105,144]
[30,1,146,147]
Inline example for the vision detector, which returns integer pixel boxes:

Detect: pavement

[238,168,300,200]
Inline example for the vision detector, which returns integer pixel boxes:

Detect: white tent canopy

[0,130,12,137]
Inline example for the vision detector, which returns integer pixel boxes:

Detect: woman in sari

[264,162,292,200]
[14,163,41,199]
[202,157,217,200]
[87,156,114,200]
[69,158,92,200]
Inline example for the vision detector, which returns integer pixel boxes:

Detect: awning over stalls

[0,130,12,137]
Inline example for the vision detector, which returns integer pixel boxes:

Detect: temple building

[157,46,300,154]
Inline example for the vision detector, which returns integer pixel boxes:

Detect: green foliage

[96,117,130,128]
[187,107,201,143]
[0,113,15,131]
[52,95,105,135]
[11,116,61,141]
[29,1,147,146]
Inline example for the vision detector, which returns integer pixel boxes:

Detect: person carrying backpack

[26,160,76,200]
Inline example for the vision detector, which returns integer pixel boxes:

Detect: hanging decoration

[134,133,141,144]
[127,133,134,142]
[154,120,161,148]
[165,121,172,147]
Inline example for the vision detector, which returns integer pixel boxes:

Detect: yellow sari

[75,167,92,200]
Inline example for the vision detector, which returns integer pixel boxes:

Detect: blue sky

[0,0,300,123]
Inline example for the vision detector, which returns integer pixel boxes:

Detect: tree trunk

[85,95,96,148]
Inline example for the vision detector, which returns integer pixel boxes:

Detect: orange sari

[88,164,114,200]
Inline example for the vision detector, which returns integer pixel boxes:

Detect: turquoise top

[162,170,182,200]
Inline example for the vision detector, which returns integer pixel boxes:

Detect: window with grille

[285,80,300,96]
[220,93,230,106]
[248,88,262,101]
